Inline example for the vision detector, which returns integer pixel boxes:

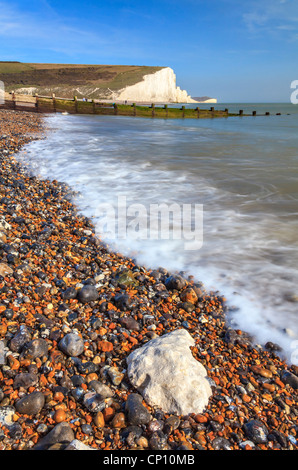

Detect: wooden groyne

[0,93,278,119]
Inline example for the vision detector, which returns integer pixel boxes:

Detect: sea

[18,102,298,365]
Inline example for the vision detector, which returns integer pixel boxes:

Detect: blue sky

[0,0,297,102]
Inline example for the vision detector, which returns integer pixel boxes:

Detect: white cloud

[241,0,298,40]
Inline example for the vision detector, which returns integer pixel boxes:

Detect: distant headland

[0,62,217,104]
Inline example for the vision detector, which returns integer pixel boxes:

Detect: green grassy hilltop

[0,62,164,98]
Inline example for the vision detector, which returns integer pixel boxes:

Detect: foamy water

[18,103,298,364]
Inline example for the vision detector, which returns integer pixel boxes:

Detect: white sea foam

[18,110,298,364]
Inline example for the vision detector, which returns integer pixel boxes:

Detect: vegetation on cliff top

[0,62,164,98]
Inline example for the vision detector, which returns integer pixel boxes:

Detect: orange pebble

[103,407,115,422]
[54,409,66,423]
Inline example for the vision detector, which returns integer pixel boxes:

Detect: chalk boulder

[126,329,212,415]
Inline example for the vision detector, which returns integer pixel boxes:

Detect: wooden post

[114,103,118,115]
[35,94,39,113]
[224,108,229,114]
[181,105,185,118]
[252,110,256,116]
[164,104,168,118]
[151,103,155,118]
[210,106,214,112]
[239,109,243,116]
[12,91,16,110]
[195,107,200,118]
[265,112,270,116]
[132,103,136,116]
[52,93,56,113]
[74,96,78,113]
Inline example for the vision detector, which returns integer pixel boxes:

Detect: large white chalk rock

[126,329,212,415]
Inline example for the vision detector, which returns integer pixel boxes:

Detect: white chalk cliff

[117,67,198,104]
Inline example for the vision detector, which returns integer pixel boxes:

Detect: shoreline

[0,109,297,451]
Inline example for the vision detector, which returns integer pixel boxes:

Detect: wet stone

[164,274,186,291]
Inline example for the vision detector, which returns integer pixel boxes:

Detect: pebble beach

[0,109,297,451]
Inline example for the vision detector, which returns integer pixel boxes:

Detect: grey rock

[114,294,133,310]
[33,422,75,450]
[119,317,140,331]
[13,372,39,390]
[243,419,268,444]
[61,287,77,300]
[58,333,84,357]
[281,370,298,390]
[125,393,151,426]
[77,285,99,303]
[164,415,180,434]
[121,425,143,440]
[212,437,232,450]
[9,325,32,353]
[224,328,239,345]
[15,391,45,416]
[164,274,186,291]
[22,338,49,359]
[268,430,288,448]
[149,431,169,450]
[88,380,114,398]
[240,440,256,449]
[83,392,105,413]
